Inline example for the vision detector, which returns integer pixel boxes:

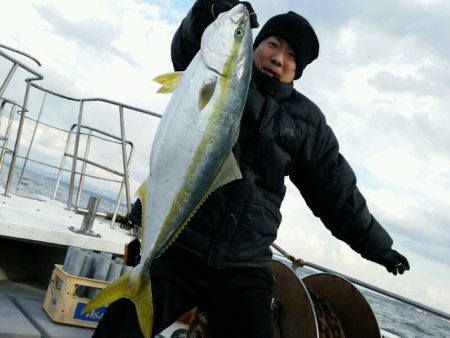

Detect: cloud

[1,0,179,106]
[366,187,450,262]
[35,4,137,66]
[268,1,450,313]
[2,0,449,314]
[368,65,450,98]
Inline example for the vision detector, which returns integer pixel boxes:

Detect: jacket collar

[251,65,294,102]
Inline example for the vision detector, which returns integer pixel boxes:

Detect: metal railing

[0,43,162,225]
[2,42,449,325]
[0,98,17,169]
[0,44,44,195]
[271,243,450,321]
[53,123,134,226]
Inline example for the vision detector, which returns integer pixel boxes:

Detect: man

[94,1,409,337]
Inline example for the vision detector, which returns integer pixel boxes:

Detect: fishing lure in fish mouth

[82,4,253,338]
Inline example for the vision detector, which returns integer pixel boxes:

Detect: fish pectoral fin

[198,76,217,111]
[82,270,154,338]
[153,71,183,93]
[209,151,242,193]
[156,86,174,94]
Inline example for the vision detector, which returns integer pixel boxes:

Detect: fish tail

[82,270,154,338]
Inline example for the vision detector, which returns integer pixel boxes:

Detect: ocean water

[0,166,128,215]
[361,290,449,337]
[1,168,449,337]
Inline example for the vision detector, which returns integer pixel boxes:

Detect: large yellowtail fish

[82,4,253,337]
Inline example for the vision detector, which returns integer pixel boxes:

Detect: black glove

[378,249,410,275]
[210,1,259,28]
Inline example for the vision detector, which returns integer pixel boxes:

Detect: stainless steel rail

[28,83,162,216]
[2,42,448,325]
[271,242,450,321]
[0,44,161,222]
[0,98,17,170]
[53,123,135,226]
[16,92,47,187]
[0,43,42,67]
[0,46,44,195]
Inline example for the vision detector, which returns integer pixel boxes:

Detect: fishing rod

[271,242,450,321]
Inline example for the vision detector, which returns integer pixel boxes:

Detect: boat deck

[0,191,126,337]
[0,191,131,255]
[0,191,412,338]
[0,280,93,338]
[0,280,185,338]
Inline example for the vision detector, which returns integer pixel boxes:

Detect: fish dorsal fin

[198,76,217,111]
[209,151,242,193]
[153,71,183,93]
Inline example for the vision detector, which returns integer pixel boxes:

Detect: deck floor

[0,191,132,255]
[0,281,93,338]
[0,280,185,338]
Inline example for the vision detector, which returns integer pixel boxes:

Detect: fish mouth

[230,3,249,24]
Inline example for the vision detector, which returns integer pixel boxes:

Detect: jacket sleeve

[289,111,393,262]
[171,0,215,71]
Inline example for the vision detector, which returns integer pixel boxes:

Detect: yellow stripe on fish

[82,5,253,338]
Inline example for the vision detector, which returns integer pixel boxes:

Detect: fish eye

[235,29,243,37]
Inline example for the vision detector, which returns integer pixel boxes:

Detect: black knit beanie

[254,11,319,79]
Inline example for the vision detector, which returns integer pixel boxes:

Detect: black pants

[93,250,275,338]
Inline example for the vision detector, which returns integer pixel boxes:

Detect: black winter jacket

[168,1,393,268]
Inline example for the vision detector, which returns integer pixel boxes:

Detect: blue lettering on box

[73,302,107,322]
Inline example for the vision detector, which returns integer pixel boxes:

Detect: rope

[307,288,346,338]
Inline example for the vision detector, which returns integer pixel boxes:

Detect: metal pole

[75,128,92,209]
[109,106,133,227]
[271,242,304,268]
[3,81,31,196]
[16,91,47,190]
[0,101,16,172]
[0,43,42,67]
[0,63,18,97]
[68,196,101,238]
[271,242,450,321]
[53,124,77,200]
[0,99,4,125]
[68,100,84,210]
[119,105,131,214]
[110,142,134,228]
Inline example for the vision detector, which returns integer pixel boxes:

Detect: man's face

[253,36,296,84]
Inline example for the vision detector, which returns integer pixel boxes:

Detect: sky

[1,0,449,315]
